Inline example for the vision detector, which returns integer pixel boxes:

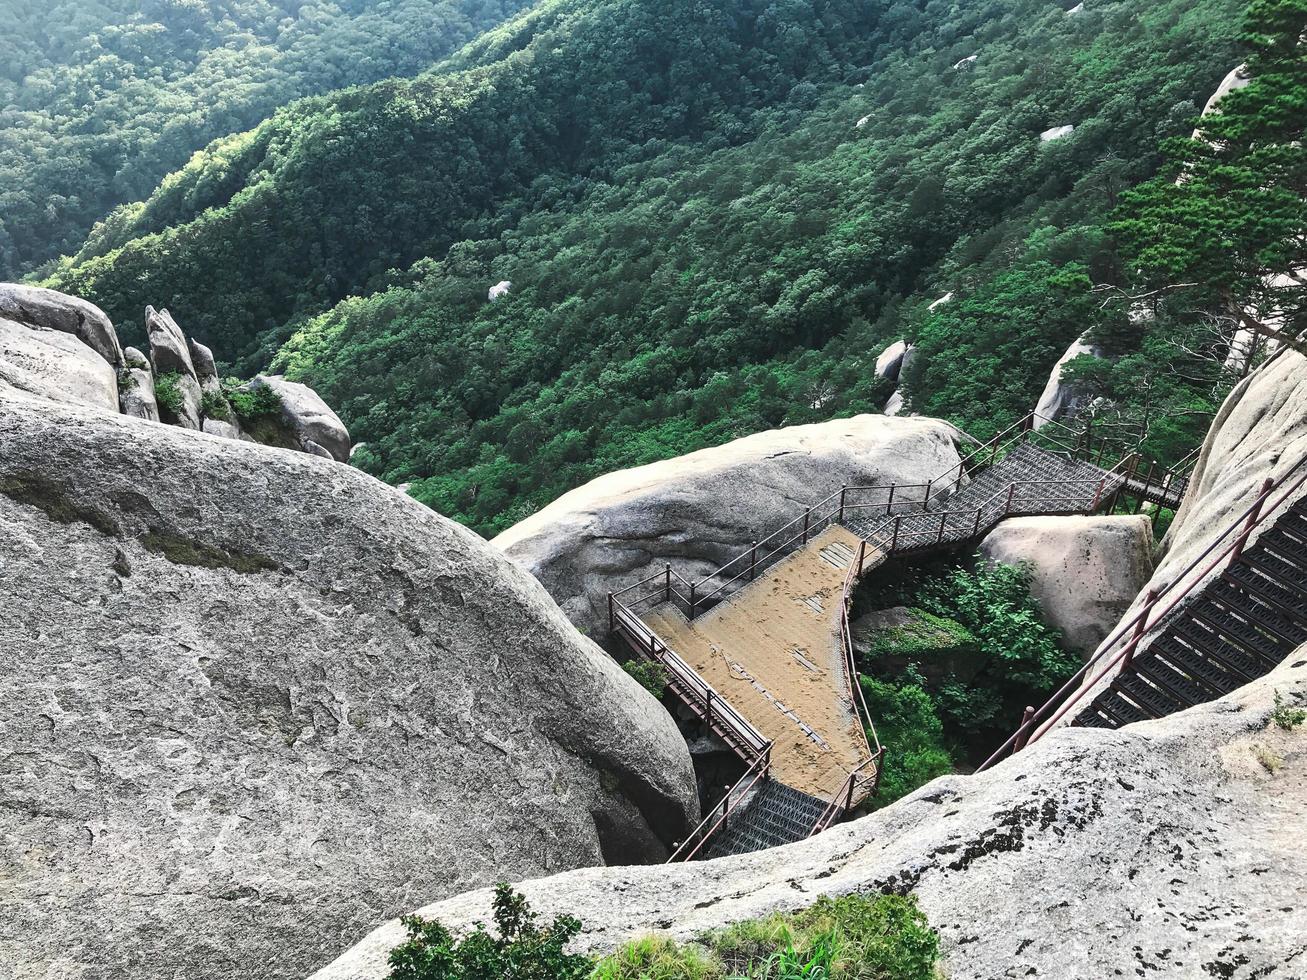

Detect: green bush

[594,893,940,980]
[220,378,283,423]
[859,676,954,808]
[154,372,185,417]
[1272,691,1306,732]
[622,658,670,697]
[387,884,590,980]
[201,389,232,421]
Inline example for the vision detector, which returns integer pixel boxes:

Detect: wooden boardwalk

[644,525,881,798]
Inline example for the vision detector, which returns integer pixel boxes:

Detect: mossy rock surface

[852,606,983,683]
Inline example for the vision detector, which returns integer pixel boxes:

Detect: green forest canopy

[0,0,531,279]
[40,0,1294,538]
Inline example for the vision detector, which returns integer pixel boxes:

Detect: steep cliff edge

[0,394,698,980]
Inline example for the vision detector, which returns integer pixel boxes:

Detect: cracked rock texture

[312,650,1307,980]
[0,394,698,980]
[494,415,964,640]
[978,514,1155,658]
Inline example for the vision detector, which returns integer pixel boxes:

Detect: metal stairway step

[1115,672,1181,719]
[1259,527,1307,567]
[1168,618,1268,681]
[1208,578,1307,648]
[1149,636,1245,695]
[1093,690,1151,726]
[1242,549,1307,599]
[1183,601,1288,670]
[1225,563,1307,622]
[1132,654,1210,709]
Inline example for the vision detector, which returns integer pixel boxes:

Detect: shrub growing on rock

[622,658,670,697]
[153,372,184,416]
[387,884,590,980]
[220,377,282,423]
[200,389,232,421]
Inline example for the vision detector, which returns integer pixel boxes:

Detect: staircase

[1075,496,1307,728]
[702,779,830,859]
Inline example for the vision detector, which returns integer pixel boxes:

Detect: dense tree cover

[0,0,531,279]
[46,0,1246,535]
[855,559,1078,804]
[1055,0,1306,463]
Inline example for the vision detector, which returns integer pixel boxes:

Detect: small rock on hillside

[1033,331,1102,427]
[0,282,122,367]
[874,339,909,381]
[0,394,698,980]
[495,415,964,640]
[978,514,1155,658]
[310,652,1307,980]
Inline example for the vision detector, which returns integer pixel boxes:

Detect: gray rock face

[251,374,351,462]
[0,282,122,367]
[978,515,1155,658]
[1032,332,1102,427]
[189,338,220,388]
[118,345,160,422]
[0,394,697,980]
[159,370,204,430]
[494,415,963,640]
[145,305,197,380]
[201,417,243,440]
[873,339,908,381]
[311,651,1307,980]
[0,317,119,412]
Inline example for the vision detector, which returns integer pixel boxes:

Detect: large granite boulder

[0,394,697,980]
[874,339,909,381]
[249,374,351,462]
[0,282,122,367]
[1033,331,1102,428]
[118,345,160,422]
[145,305,197,379]
[978,515,1155,658]
[312,651,1307,980]
[494,415,964,640]
[0,317,119,412]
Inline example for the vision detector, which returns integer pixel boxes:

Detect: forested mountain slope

[0,0,530,279]
[46,0,1246,535]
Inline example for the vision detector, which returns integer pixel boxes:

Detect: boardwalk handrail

[667,744,773,862]
[977,452,1307,771]
[609,595,770,760]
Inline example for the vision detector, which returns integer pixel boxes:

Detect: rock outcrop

[311,651,1307,980]
[250,375,352,462]
[145,306,203,428]
[978,515,1155,658]
[488,280,512,301]
[874,339,909,381]
[118,346,160,421]
[1032,331,1102,427]
[1039,124,1074,142]
[494,416,964,639]
[0,317,119,412]
[0,393,698,980]
[0,283,122,367]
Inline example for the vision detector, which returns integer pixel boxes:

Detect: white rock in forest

[928,291,954,312]
[488,280,512,302]
[1040,124,1075,142]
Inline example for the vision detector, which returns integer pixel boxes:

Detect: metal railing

[609,593,770,762]
[667,744,773,862]
[810,751,883,836]
[977,452,1307,771]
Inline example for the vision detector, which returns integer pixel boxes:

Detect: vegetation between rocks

[388,887,941,980]
[153,372,185,417]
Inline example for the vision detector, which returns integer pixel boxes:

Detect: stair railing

[608,594,770,762]
[977,453,1307,771]
[667,743,773,862]
[809,751,883,836]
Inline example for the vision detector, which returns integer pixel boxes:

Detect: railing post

[608,592,615,634]
[923,477,932,511]
[705,689,714,728]
[972,507,982,537]
[1231,478,1275,564]
[1004,483,1016,515]
[664,564,672,602]
[802,507,812,544]
[936,510,946,544]
[838,485,847,523]
[886,483,896,515]
[749,540,759,580]
[890,515,902,551]
[954,463,964,493]
[1090,475,1107,511]
[1013,706,1036,752]
[857,539,867,576]
[1135,459,1156,514]
[688,581,697,619]
[1121,589,1159,671]
[845,773,856,812]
